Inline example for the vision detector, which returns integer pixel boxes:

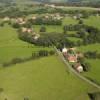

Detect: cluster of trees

[84,51,100,59]
[0,4,100,18]
[2,50,55,67]
[19,31,75,49]
[63,24,85,32]
[84,26,100,44]
[63,23,100,45]
[40,26,46,32]
[28,18,62,25]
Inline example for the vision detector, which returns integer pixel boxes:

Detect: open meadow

[0,24,52,63]
[0,4,100,100]
[0,56,97,100]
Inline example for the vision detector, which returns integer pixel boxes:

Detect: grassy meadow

[0,8,100,100]
[0,56,97,100]
[0,24,52,63]
[78,44,100,84]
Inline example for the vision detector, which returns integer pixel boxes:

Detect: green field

[78,43,100,53]
[0,56,97,100]
[33,17,78,33]
[83,59,100,84]
[84,16,100,29]
[78,44,100,84]
[0,8,100,100]
[0,24,52,63]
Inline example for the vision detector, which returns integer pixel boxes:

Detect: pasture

[78,44,100,84]
[0,24,52,63]
[0,56,97,100]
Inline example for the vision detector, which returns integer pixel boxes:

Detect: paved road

[54,47,100,89]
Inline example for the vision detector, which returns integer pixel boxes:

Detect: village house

[73,63,83,73]
[22,27,27,33]
[67,54,77,63]
[16,18,26,25]
[3,17,10,21]
[62,47,78,62]
[34,34,40,40]
[62,47,68,55]
[73,16,77,20]
[44,4,56,8]
[45,15,49,19]
[32,16,37,20]
[21,27,33,33]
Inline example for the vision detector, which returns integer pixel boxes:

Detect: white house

[62,47,68,53]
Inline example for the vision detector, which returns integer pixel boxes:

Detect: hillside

[31,0,100,3]
[0,56,97,100]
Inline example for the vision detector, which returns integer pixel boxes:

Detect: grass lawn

[83,59,100,84]
[63,17,78,25]
[0,24,52,63]
[78,43,100,84]
[0,56,98,100]
[33,17,78,33]
[68,37,82,42]
[78,43,100,53]
[84,16,100,29]
[33,25,63,33]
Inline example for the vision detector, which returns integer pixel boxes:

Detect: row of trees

[63,23,100,45]
[84,51,100,59]
[28,18,62,25]
[3,50,55,67]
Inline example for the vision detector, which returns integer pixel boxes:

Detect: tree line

[2,50,55,67]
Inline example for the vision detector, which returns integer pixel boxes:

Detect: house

[34,34,40,40]
[22,27,27,33]
[16,18,26,25]
[67,55,77,63]
[62,47,68,54]
[73,63,83,73]
[3,17,10,21]
[21,27,33,33]
[73,16,77,20]
[27,29,33,33]
[32,16,37,20]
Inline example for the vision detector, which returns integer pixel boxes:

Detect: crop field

[0,56,97,100]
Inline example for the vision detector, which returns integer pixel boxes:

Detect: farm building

[73,63,83,73]
[67,55,77,63]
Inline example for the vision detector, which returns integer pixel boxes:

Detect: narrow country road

[54,47,100,89]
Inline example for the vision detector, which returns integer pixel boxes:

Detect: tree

[40,26,46,32]
[78,20,83,24]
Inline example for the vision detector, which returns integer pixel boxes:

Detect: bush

[11,58,23,64]
[0,88,4,93]
[40,26,46,32]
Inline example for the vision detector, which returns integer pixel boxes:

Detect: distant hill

[30,0,100,3]
[0,0,100,4]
